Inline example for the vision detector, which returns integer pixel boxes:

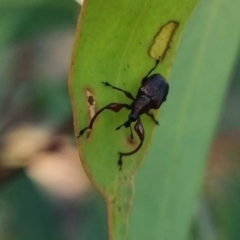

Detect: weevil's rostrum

[77,60,169,170]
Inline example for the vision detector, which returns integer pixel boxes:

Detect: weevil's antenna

[116,124,124,130]
[116,119,131,131]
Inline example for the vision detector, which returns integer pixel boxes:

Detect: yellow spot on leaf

[150,21,179,60]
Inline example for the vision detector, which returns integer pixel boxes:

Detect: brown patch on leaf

[127,136,137,146]
[86,89,96,119]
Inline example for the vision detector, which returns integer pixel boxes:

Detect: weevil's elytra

[77,60,169,170]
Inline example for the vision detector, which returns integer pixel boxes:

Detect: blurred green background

[0,0,240,240]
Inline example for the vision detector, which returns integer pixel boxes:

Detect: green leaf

[69,0,198,239]
[129,0,240,239]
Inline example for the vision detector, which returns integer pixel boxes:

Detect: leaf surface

[69,0,199,239]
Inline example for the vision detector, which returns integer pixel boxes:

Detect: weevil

[77,60,169,170]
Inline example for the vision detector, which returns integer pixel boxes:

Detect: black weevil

[77,60,169,170]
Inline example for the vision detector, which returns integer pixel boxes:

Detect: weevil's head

[128,111,138,122]
[116,111,139,131]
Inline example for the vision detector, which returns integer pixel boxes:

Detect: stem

[107,181,134,240]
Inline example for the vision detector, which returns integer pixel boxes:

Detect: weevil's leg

[142,59,160,84]
[102,82,135,100]
[77,103,131,138]
[145,111,159,125]
[118,118,144,170]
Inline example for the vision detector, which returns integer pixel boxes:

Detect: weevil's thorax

[130,94,152,119]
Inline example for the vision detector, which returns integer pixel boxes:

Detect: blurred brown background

[0,1,108,240]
